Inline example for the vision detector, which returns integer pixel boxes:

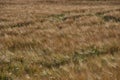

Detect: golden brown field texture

[0,0,120,80]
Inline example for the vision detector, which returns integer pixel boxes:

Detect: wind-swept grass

[0,0,120,80]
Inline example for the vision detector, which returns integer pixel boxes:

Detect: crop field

[0,0,120,80]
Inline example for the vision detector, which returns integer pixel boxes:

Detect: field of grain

[0,0,120,80]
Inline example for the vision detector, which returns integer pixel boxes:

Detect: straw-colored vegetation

[0,0,120,80]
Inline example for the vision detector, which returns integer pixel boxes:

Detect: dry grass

[0,0,120,80]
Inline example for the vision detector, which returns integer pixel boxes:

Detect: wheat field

[0,0,120,80]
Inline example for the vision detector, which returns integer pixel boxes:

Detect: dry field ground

[0,0,120,80]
